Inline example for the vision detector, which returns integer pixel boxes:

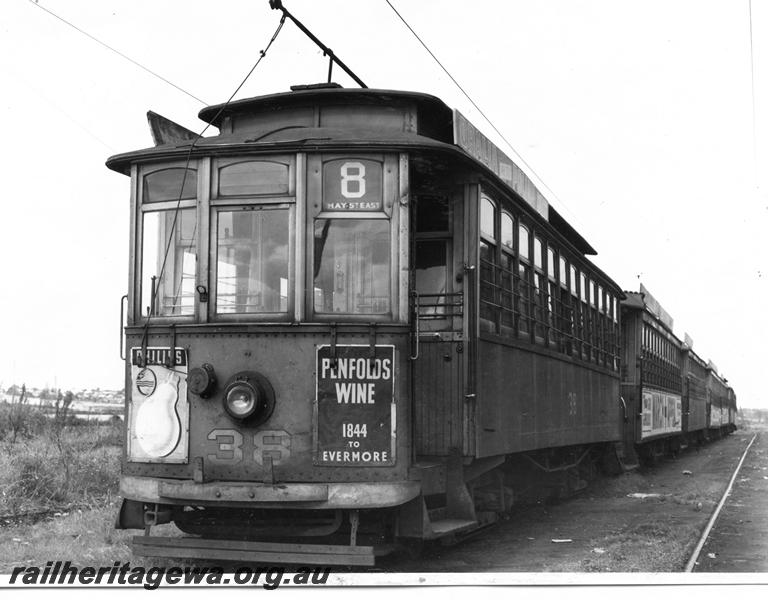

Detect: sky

[0,0,765,408]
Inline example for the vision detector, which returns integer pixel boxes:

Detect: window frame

[135,161,201,324]
[414,194,455,331]
[499,211,516,332]
[479,194,499,332]
[470,183,621,371]
[207,155,297,322]
[305,153,401,323]
[211,156,295,201]
[209,202,296,322]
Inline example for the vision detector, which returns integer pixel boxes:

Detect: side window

[590,279,598,362]
[139,166,198,318]
[141,208,197,317]
[517,224,531,336]
[499,212,515,332]
[579,271,589,359]
[479,196,498,332]
[596,284,604,365]
[571,265,580,356]
[558,256,573,354]
[533,237,546,341]
[547,247,557,347]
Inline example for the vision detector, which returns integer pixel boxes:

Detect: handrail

[409,291,420,360]
[119,294,128,360]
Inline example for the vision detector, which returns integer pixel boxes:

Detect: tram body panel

[476,340,621,457]
[123,330,411,484]
[682,349,709,434]
[413,338,467,456]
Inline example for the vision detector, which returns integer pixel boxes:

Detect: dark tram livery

[620,287,737,463]
[108,84,736,565]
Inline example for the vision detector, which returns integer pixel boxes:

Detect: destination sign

[315,345,395,466]
[322,159,383,212]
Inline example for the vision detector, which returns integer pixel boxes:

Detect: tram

[620,286,738,462]
[108,83,627,564]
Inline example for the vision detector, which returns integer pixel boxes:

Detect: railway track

[685,432,757,571]
[687,431,767,572]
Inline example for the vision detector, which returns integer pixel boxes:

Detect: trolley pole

[268,0,368,88]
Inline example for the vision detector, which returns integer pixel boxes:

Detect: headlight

[224,382,260,418]
[222,371,275,424]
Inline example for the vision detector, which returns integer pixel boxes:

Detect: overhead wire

[384,0,580,224]
[28,0,207,105]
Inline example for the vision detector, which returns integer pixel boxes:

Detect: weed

[0,422,121,515]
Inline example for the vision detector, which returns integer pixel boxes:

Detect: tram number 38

[207,429,291,466]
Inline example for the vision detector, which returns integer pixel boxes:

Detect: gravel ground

[375,430,755,572]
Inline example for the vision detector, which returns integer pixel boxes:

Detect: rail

[684,433,757,572]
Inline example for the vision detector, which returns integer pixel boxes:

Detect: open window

[414,195,453,327]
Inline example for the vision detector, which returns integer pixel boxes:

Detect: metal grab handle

[409,291,420,360]
[119,294,128,360]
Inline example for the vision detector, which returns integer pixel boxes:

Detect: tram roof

[198,86,452,129]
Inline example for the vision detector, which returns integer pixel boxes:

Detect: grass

[0,504,132,571]
[0,412,123,516]
[0,504,182,572]
[0,409,192,571]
